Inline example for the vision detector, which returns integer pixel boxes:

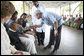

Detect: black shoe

[49,51,54,55]
[49,50,57,55]
[44,45,51,49]
[31,54,37,55]
[41,43,44,46]
[38,44,41,46]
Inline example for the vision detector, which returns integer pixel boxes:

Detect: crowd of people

[1,1,30,55]
[2,1,83,55]
[62,14,83,30]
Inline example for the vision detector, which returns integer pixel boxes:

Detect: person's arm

[54,21,58,30]
[30,18,44,29]
[54,21,58,36]
[9,45,17,54]
[20,34,29,38]
[26,31,37,38]
[10,46,24,55]
[29,25,42,28]
[26,31,34,35]
[14,51,24,55]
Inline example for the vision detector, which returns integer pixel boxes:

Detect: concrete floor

[35,25,83,55]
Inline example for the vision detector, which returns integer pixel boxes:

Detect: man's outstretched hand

[29,25,34,29]
[54,29,58,37]
[14,51,24,55]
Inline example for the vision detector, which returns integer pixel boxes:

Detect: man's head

[21,13,27,19]
[10,22,18,31]
[1,1,15,23]
[35,10,42,19]
[79,14,81,17]
[32,1,38,7]
[70,15,72,17]
[76,14,78,17]
[11,11,18,20]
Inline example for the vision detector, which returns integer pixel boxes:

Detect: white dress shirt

[34,19,43,32]
[31,4,46,32]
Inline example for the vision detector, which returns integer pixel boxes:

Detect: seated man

[3,11,18,32]
[6,11,18,26]
[17,18,37,55]
[7,22,27,51]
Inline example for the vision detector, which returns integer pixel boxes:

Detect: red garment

[77,18,80,22]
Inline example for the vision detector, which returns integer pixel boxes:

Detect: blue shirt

[42,12,63,29]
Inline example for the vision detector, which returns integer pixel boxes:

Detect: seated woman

[7,22,27,51]
[18,14,37,37]
[17,19,37,55]
[17,18,35,35]
[19,13,28,28]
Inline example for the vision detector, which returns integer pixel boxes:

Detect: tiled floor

[35,25,83,55]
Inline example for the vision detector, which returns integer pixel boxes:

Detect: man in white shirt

[30,10,63,54]
[1,1,30,55]
[31,1,46,46]
[31,1,46,25]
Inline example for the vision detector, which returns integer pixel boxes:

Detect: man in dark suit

[7,22,27,51]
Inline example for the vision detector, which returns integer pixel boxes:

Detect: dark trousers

[48,28,55,46]
[54,25,62,51]
[14,42,27,51]
[48,25,62,50]
[36,31,45,45]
